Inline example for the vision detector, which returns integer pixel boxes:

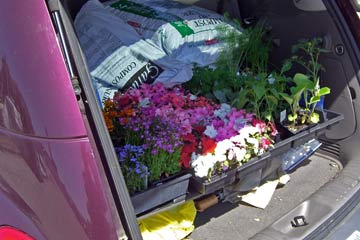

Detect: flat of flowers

[131,173,191,215]
[235,109,343,190]
[190,110,343,194]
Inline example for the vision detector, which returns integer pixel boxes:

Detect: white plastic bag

[103,0,241,66]
[74,0,193,106]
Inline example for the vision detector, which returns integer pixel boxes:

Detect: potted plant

[182,23,343,193]
[184,23,289,124]
[280,38,331,134]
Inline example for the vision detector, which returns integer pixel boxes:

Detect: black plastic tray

[131,173,191,215]
[236,109,343,190]
[190,110,343,194]
[190,168,237,194]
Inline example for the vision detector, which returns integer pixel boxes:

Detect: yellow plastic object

[138,201,197,240]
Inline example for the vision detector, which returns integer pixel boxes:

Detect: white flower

[268,74,275,85]
[204,125,218,138]
[191,153,217,178]
[237,126,260,152]
[214,139,234,161]
[230,134,246,145]
[239,126,259,137]
[246,136,259,149]
[228,147,247,162]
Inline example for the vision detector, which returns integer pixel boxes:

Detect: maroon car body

[0,1,125,239]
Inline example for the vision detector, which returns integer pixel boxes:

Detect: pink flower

[252,118,266,133]
[260,137,272,149]
[268,122,279,136]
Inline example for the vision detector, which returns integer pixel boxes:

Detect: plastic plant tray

[131,173,192,215]
[235,109,343,190]
[190,168,237,195]
[190,109,343,194]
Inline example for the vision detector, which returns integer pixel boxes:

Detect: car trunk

[49,0,360,239]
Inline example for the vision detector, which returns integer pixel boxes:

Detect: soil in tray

[278,109,326,136]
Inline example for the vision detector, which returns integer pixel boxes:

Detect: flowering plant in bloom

[115,145,149,194]
[104,83,220,188]
[190,104,276,179]
[103,83,278,188]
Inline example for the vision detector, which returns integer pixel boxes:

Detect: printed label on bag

[110,0,180,22]
[122,61,164,91]
[110,0,196,37]
[99,60,163,104]
[169,21,195,37]
[193,18,224,28]
[92,46,163,91]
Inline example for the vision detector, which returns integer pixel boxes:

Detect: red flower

[193,125,206,134]
[268,122,278,136]
[180,143,196,168]
[115,94,138,108]
[201,135,216,154]
[182,133,196,144]
[260,137,272,149]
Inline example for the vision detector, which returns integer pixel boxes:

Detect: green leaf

[318,87,331,96]
[290,86,306,102]
[288,113,297,122]
[267,95,278,105]
[270,88,280,99]
[265,113,273,122]
[293,73,314,89]
[253,84,266,99]
[213,90,228,103]
[232,90,248,109]
[301,115,307,124]
[281,61,292,74]
[309,96,321,104]
[279,93,293,105]
[310,112,320,123]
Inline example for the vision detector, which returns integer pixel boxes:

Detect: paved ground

[189,153,340,240]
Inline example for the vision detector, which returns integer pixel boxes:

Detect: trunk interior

[54,0,360,239]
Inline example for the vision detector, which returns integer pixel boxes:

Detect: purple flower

[151,149,158,155]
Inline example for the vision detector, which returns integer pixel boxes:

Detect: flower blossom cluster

[115,144,149,194]
[191,120,274,178]
[103,82,278,186]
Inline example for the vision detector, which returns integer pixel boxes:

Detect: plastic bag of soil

[103,0,241,66]
[75,0,193,106]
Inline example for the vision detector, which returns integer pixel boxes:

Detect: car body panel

[0,1,125,239]
[0,0,86,138]
[0,130,122,240]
